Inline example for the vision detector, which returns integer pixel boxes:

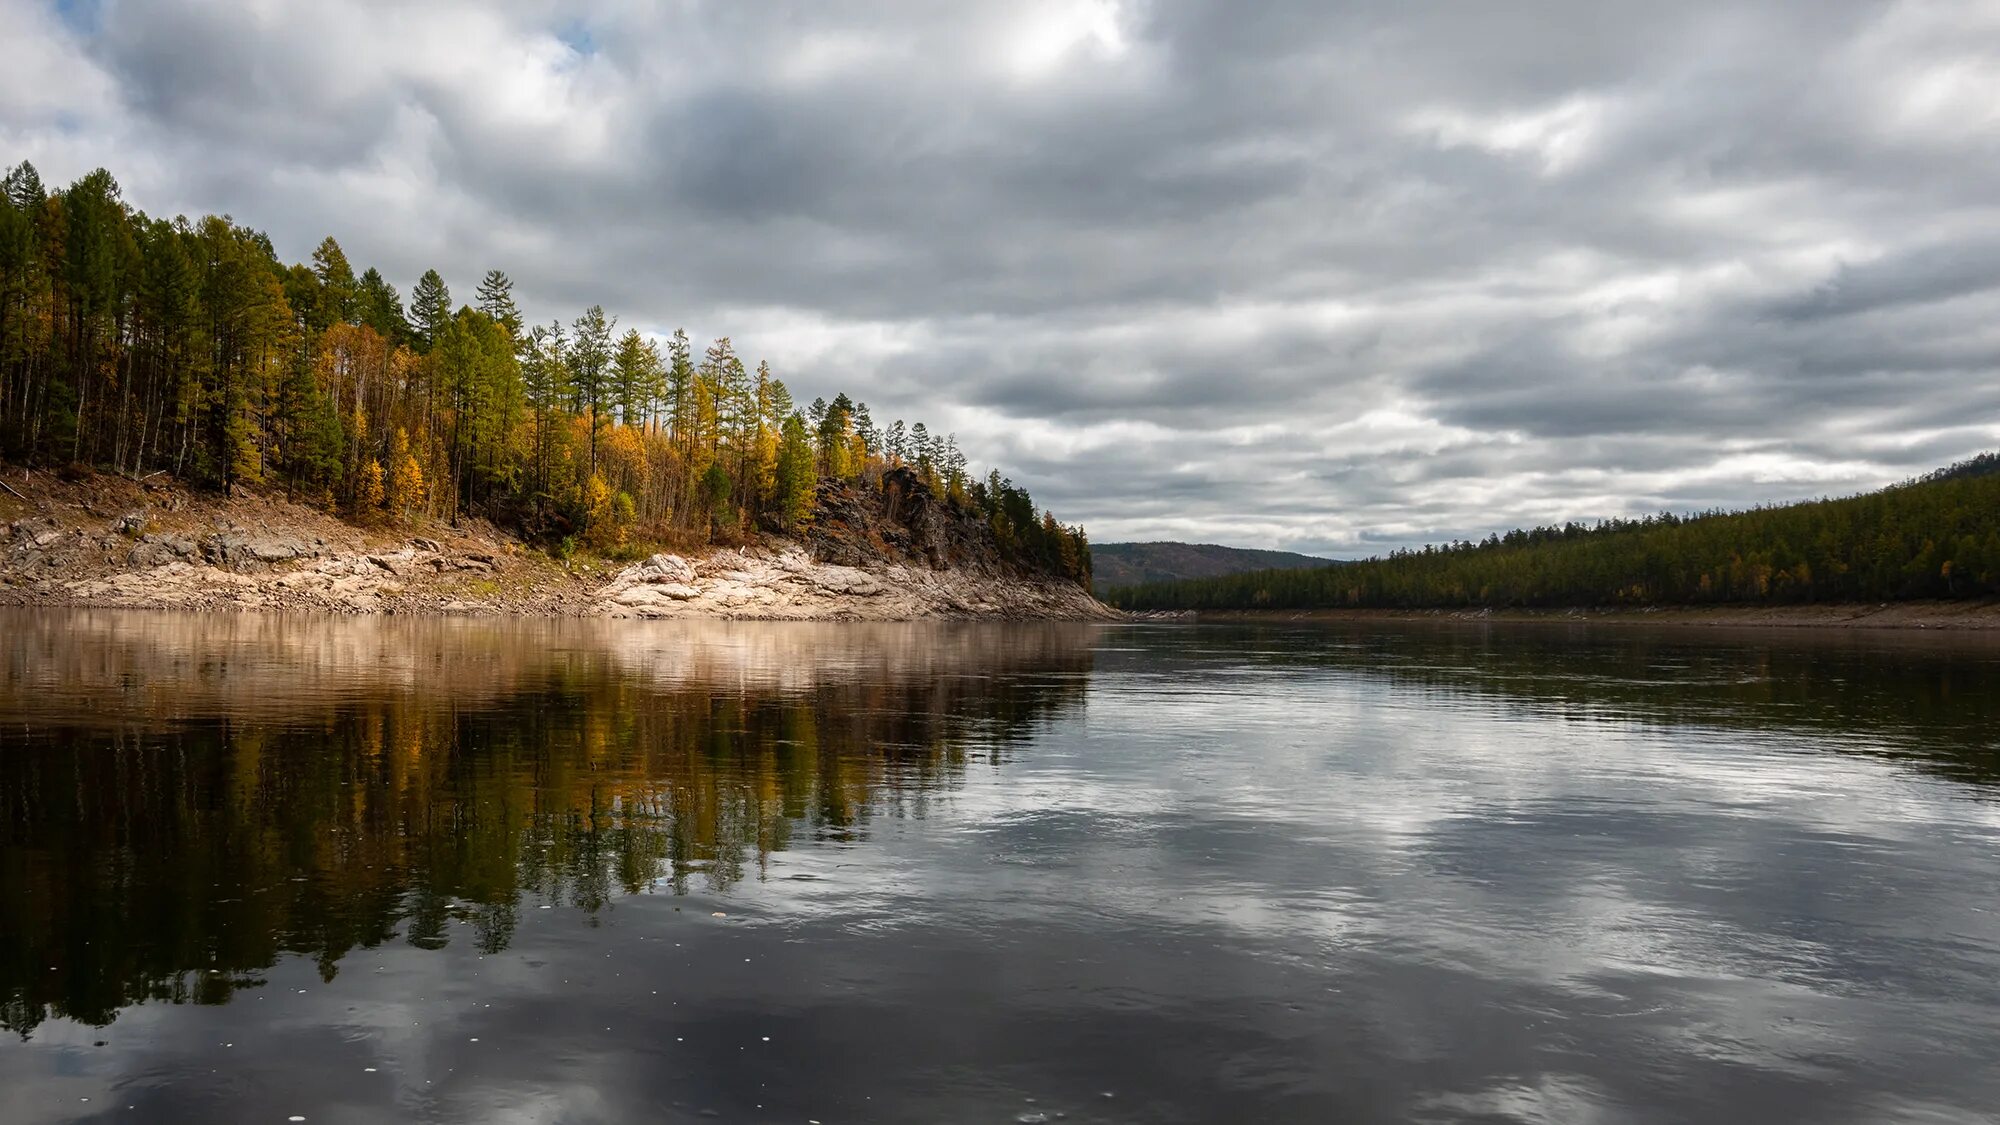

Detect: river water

[2,610,1998,1123]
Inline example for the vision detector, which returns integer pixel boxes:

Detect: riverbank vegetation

[1109,455,2000,610]
[0,161,1088,581]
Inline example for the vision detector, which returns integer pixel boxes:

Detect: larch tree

[475,270,521,338]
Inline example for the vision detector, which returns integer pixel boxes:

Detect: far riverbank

[1162,601,2000,631]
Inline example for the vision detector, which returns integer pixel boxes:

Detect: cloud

[4,0,1999,554]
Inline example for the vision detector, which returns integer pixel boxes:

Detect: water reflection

[5,614,2000,1124]
[1102,621,2000,786]
[0,612,1093,1037]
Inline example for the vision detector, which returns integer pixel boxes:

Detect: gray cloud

[5,0,1998,555]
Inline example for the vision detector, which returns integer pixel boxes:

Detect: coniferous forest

[0,162,1089,580]
[1109,455,2000,611]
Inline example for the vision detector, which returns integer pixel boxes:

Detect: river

[2,610,1998,1123]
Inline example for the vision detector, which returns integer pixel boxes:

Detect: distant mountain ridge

[1091,541,1335,592]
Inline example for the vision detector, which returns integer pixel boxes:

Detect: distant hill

[1918,451,2000,484]
[1092,541,1336,592]
[1105,452,2000,611]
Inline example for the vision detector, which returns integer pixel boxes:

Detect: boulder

[612,583,701,608]
[126,533,198,567]
[140,532,196,557]
[811,567,885,597]
[640,553,697,584]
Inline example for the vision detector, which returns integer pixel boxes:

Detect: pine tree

[701,337,749,455]
[409,269,450,352]
[356,268,408,344]
[311,237,356,327]
[772,412,815,530]
[612,328,659,428]
[569,305,613,471]
[665,328,695,450]
[909,421,933,483]
[61,168,126,461]
[522,321,569,511]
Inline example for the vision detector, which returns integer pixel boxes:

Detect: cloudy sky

[5,0,1999,554]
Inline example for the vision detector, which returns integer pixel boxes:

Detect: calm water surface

[3,609,2000,1123]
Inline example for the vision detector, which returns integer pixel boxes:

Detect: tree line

[1108,455,2000,610]
[0,161,1088,579]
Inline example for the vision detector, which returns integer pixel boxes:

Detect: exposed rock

[810,567,885,597]
[590,543,1110,621]
[0,468,1115,621]
[635,553,698,584]
[198,533,238,565]
[126,533,196,567]
[611,583,703,608]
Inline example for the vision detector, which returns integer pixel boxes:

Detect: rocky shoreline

[0,469,1116,621]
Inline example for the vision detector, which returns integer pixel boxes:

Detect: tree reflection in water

[0,612,1096,1036]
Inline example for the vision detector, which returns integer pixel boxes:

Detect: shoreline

[0,468,1115,622]
[1161,601,2000,631]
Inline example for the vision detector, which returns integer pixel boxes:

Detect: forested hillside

[1109,456,2000,610]
[1091,541,1333,592]
[0,162,1089,582]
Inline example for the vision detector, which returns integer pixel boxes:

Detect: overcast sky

[5,0,1999,554]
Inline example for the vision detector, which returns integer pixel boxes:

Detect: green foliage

[701,460,733,530]
[474,269,521,337]
[965,469,1091,584]
[409,269,451,352]
[310,237,355,328]
[1109,458,2000,611]
[355,267,408,344]
[612,327,661,428]
[772,412,815,530]
[569,305,613,441]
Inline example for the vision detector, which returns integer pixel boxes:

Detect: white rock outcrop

[592,547,1111,621]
